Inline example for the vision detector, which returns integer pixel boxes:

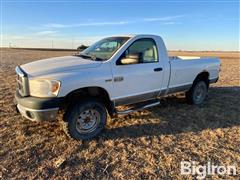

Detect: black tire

[64,100,107,140]
[186,80,208,105]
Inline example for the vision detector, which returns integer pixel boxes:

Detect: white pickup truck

[15,34,220,140]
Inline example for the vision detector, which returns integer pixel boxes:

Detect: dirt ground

[0,48,239,179]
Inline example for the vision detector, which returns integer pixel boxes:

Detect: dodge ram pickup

[15,34,220,140]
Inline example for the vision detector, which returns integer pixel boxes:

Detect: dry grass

[0,48,240,179]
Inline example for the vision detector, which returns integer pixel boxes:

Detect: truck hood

[21,56,102,77]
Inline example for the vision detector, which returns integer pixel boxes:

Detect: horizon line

[1,46,239,52]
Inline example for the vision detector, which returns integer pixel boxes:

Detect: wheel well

[62,87,114,116]
[194,71,210,87]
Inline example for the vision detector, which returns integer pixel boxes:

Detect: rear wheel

[186,80,208,105]
[64,100,107,140]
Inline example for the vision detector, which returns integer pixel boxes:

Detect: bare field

[0,48,240,179]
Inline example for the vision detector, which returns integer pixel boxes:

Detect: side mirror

[120,54,140,65]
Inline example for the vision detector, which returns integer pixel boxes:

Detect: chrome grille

[17,75,23,93]
[15,66,29,96]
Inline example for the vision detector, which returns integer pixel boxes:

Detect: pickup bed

[15,34,220,140]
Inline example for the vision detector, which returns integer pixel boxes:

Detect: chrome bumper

[17,104,58,121]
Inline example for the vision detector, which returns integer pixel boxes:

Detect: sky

[1,0,239,51]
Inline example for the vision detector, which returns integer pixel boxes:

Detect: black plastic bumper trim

[15,91,64,110]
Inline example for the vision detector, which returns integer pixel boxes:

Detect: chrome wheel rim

[76,109,100,134]
[193,82,207,104]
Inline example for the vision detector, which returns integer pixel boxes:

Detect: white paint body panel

[20,34,220,105]
[169,57,220,89]
[110,35,168,100]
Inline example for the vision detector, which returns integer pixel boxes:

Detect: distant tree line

[77,45,89,51]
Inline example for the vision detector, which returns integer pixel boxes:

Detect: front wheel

[64,100,107,140]
[186,80,208,105]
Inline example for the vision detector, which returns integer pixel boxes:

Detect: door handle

[154,67,163,72]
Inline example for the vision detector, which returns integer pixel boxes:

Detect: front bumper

[17,104,58,121]
[15,91,64,121]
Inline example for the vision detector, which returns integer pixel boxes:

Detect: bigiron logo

[180,161,237,179]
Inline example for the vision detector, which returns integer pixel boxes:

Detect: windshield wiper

[76,53,104,61]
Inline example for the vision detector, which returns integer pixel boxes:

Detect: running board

[116,100,160,115]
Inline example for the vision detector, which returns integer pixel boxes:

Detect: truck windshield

[79,37,130,61]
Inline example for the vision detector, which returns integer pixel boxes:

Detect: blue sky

[1,0,239,50]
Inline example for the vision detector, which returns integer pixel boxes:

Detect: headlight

[29,79,61,97]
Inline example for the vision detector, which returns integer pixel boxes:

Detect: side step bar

[116,100,160,115]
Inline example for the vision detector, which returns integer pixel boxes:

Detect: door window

[118,38,158,65]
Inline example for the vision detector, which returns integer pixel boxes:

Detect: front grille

[15,66,29,96]
[17,75,24,94]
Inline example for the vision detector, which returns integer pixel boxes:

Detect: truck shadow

[101,86,240,140]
